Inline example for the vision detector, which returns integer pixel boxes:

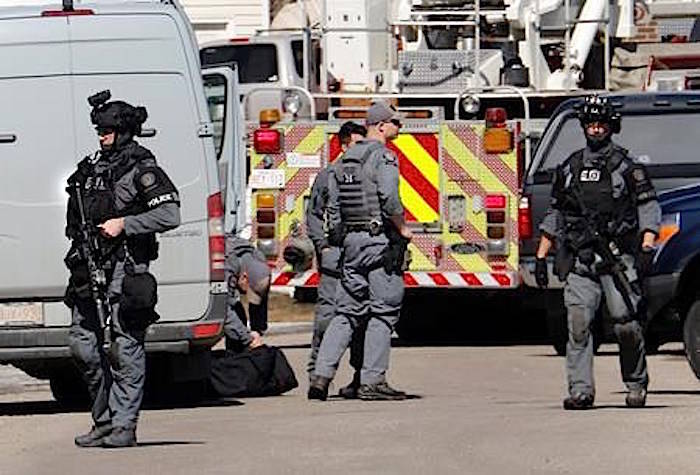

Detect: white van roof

[0,0,184,17]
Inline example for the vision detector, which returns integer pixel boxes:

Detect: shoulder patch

[140,172,157,189]
[383,151,397,165]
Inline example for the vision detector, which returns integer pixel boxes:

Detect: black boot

[74,423,112,448]
[102,427,137,448]
[358,382,406,401]
[625,388,647,408]
[307,376,330,401]
[563,393,594,410]
[338,371,361,399]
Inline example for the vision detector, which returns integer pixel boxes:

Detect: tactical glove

[636,246,655,280]
[535,257,549,288]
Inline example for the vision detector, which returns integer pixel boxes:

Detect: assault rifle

[567,186,638,315]
[72,181,112,347]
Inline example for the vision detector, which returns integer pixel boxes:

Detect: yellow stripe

[392,134,440,189]
[399,177,439,223]
[293,126,326,154]
[406,243,435,271]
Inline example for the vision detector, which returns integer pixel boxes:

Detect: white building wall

[180,0,271,44]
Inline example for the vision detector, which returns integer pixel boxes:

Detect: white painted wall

[180,0,270,44]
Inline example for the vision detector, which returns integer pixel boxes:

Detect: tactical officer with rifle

[535,95,660,410]
[305,121,366,399]
[65,91,180,447]
[309,102,412,401]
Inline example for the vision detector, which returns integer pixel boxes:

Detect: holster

[383,238,410,275]
[554,245,575,282]
[119,269,159,330]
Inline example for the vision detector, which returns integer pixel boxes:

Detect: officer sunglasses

[95,127,115,136]
[389,118,402,128]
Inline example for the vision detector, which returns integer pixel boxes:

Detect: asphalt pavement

[1,330,700,474]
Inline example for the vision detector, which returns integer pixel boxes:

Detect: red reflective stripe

[305,273,320,286]
[272,272,294,286]
[404,273,419,286]
[491,273,512,286]
[404,208,417,222]
[411,133,440,162]
[390,145,440,212]
[460,273,483,286]
[428,273,450,286]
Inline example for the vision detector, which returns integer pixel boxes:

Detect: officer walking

[223,235,271,351]
[65,91,181,447]
[306,121,366,398]
[309,102,412,401]
[535,95,660,410]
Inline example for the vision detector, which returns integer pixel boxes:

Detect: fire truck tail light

[257,209,276,224]
[253,129,281,154]
[485,194,507,209]
[256,193,275,208]
[207,193,225,282]
[518,196,533,240]
[485,108,507,128]
[484,128,513,153]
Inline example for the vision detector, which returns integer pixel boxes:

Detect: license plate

[0,303,43,326]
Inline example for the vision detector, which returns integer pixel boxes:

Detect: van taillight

[42,9,93,16]
[207,193,225,282]
[484,107,513,154]
[518,196,533,240]
[253,129,281,154]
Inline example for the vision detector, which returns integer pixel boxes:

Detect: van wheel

[683,300,700,379]
[49,367,90,408]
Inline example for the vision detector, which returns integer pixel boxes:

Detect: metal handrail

[454,85,532,166]
[242,86,316,119]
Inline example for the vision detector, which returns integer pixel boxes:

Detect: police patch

[140,172,157,188]
[383,151,397,165]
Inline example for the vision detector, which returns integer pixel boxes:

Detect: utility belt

[344,219,383,237]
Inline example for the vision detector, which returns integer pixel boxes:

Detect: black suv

[520,92,700,355]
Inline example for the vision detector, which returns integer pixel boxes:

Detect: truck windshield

[538,112,700,170]
[200,44,278,84]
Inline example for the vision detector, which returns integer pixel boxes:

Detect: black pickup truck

[520,92,700,355]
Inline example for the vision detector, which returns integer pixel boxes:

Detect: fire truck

[200,0,700,323]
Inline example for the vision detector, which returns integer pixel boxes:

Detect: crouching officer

[535,95,660,410]
[223,235,271,351]
[309,102,412,401]
[65,91,181,447]
[305,121,366,398]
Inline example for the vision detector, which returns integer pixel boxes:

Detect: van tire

[683,300,700,379]
[49,367,90,408]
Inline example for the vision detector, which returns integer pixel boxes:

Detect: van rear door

[202,64,246,235]
[0,17,75,300]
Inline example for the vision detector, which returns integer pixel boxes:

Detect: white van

[0,0,242,402]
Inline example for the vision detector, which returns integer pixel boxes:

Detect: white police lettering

[580,169,601,182]
[147,193,174,208]
[343,173,355,184]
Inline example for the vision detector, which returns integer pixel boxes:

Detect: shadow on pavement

[0,398,243,417]
[136,441,205,447]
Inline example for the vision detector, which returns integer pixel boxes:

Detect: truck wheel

[683,300,700,379]
[49,367,90,408]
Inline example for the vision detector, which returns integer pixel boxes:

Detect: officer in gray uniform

[535,95,660,410]
[306,121,366,397]
[65,91,181,447]
[309,102,413,401]
[223,235,271,351]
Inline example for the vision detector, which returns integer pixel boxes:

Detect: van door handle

[0,134,16,144]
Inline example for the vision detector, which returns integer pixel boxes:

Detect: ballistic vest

[337,141,383,225]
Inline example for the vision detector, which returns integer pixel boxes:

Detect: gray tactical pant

[308,247,341,376]
[69,260,147,430]
[565,254,648,397]
[314,232,404,385]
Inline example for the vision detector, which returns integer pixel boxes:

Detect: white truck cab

[0,0,242,402]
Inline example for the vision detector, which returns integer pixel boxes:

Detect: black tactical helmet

[576,94,621,133]
[88,90,148,135]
